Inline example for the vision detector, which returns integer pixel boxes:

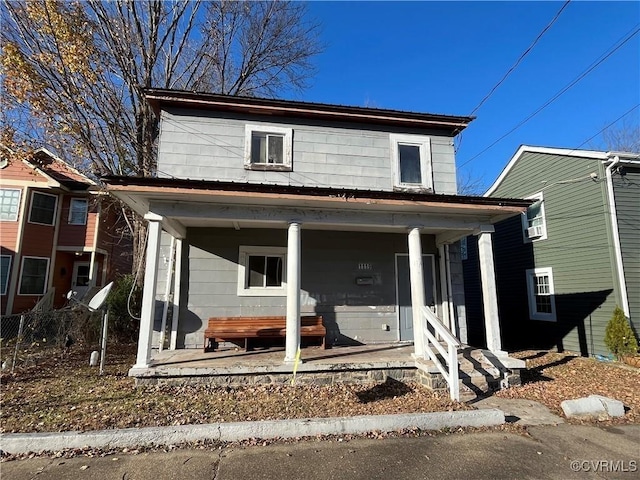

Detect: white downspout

[604,156,630,318]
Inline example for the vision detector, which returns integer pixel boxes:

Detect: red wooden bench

[204,315,326,352]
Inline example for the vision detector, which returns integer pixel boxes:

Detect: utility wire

[455,1,571,154]
[574,103,640,150]
[469,0,571,117]
[459,25,640,169]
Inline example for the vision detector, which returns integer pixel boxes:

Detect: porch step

[415,346,523,401]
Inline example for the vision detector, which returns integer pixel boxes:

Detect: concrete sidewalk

[3,424,639,480]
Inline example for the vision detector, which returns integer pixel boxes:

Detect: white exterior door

[72,262,91,299]
[396,254,435,342]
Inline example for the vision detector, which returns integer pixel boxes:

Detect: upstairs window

[237,246,287,296]
[69,198,89,225]
[390,134,432,191]
[526,267,556,321]
[0,188,21,221]
[29,191,58,226]
[522,192,547,242]
[244,125,293,171]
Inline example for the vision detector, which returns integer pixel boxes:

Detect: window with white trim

[244,125,293,171]
[0,255,11,295]
[526,267,556,321]
[237,246,287,296]
[390,134,432,191]
[18,256,50,295]
[0,188,21,221]
[29,192,58,226]
[522,192,547,241]
[68,198,88,225]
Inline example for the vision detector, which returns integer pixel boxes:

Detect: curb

[0,409,504,454]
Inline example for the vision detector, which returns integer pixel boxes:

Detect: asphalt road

[3,424,639,480]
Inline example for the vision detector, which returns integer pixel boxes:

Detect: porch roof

[103,176,530,239]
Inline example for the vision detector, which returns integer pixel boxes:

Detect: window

[0,255,11,295]
[522,192,547,241]
[29,192,58,225]
[244,125,293,171]
[0,188,21,221]
[526,267,556,321]
[237,246,287,296]
[18,256,50,295]
[390,134,432,190]
[68,198,88,225]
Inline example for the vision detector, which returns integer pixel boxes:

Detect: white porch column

[169,238,183,350]
[408,227,425,357]
[284,222,301,362]
[133,215,163,369]
[476,226,502,353]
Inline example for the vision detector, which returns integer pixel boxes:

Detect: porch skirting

[133,366,417,387]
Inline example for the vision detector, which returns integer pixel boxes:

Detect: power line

[469,0,571,117]
[574,104,640,150]
[455,1,572,155]
[459,25,640,169]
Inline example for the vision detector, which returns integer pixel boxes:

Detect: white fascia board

[484,145,610,197]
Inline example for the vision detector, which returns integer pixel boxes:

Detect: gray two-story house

[105,89,530,395]
[463,146,639,357]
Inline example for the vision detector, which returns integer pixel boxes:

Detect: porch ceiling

[104,177,529,238]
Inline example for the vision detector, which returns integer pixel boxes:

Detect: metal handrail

[420,306,460,401]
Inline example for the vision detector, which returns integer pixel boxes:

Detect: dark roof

[144,88,474,136]
[102,175,531,208]
[31,150,93,190]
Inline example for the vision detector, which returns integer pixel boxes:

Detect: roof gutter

[604,155,630,318]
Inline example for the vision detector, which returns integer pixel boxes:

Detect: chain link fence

[0,307,103,373]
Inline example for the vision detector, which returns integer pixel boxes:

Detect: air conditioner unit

[527,225,544,238]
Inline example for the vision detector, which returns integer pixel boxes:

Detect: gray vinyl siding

[156,108,458,194]
[169,228,438,349]
[612,165,640,334]
[489,152,619,356]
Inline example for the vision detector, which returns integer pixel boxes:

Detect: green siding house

[463,146,639,356]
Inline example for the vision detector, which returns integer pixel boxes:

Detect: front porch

[104,177,530,400]
[129,342,525,399]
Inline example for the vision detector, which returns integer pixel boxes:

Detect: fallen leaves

[495,350,640,424]
[0,344,468,434]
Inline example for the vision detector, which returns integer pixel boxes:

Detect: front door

[396,254,435,341]
[72,262,91,299]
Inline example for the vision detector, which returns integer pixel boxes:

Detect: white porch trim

[408,227,426,357]
[284,222,302,362]
[133,215,163,369]
[475,226,502,353]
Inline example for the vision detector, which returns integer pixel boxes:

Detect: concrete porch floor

[130,343,418,384]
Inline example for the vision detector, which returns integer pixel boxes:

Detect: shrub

[604,306,638,360]
[106,274,141,344]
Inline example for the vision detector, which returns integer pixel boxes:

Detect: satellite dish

[67,289,76,300]
[87,282,113,311]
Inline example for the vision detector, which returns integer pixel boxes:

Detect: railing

[420,306,460,401]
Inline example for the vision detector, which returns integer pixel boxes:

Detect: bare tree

[1,0,322,270]
[599,118,640,153]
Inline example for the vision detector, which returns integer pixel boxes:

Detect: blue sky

[300,1,640,192]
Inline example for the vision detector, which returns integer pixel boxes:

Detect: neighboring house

[463,146,639,357]
[0,147,131,314]
[103,89,530,375]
